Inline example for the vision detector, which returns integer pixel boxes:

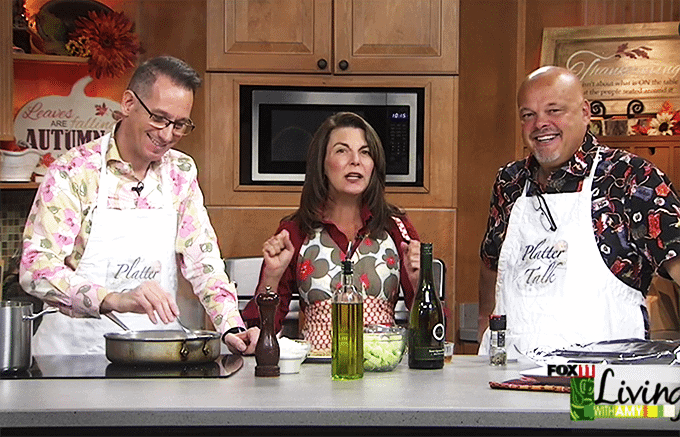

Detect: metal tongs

[104,312,198,339]
[104,312,131,331]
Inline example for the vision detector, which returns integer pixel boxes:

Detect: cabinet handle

[338,60,349,71]
[317,59,328,70]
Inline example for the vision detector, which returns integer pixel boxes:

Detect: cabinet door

[334,0,459,74]
[207,0,332,72]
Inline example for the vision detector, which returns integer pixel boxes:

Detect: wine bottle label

[411,346,445,360]
[432,323,445,341]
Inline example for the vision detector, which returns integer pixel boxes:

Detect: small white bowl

[278,338,311,374]
[279,355,306,374]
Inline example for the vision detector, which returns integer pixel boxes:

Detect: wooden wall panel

[456,0,520,345]
[524,0,680,77]
[583,0,680,24]
[207,206,297,258]
[137,0,209,198]
[404,209,457,341]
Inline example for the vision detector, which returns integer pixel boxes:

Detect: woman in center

[242,112,421,354]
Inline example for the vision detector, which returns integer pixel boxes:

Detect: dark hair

[127,56,202,97]
[288,112,404,238]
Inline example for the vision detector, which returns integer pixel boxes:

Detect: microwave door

[250,88,420,185]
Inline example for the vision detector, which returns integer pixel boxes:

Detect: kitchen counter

[0,355,677,435]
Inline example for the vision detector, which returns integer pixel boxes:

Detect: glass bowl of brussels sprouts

[363,324,407,372]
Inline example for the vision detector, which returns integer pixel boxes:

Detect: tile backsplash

[1,190,35,279]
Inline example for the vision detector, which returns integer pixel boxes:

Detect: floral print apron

[298,228,401,352]
[32,133,181,355]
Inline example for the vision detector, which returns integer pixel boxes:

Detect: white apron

[479,149,646,355]
[33,133,181,355]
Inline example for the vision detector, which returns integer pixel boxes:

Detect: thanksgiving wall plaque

[541,22,680,116]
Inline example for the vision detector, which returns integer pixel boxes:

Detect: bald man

[477,66,680,354]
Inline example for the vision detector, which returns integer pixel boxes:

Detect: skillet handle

[202,340,212,356]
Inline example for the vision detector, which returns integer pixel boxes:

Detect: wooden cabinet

[206,0,458,74]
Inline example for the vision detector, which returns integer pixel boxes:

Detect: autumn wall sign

[541,22,680,117]
[14,76,120,156]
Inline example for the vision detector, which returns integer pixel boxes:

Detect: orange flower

[71,10,140,79]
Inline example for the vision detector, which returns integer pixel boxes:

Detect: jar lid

[489,314,506,330]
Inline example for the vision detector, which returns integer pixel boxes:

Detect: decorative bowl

[363,324,407,372]
[33,0,113,55]
[278,338,311,374]
[0,149,41,182]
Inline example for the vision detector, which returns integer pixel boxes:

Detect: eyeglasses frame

[130,90,195,136]
[532,191,558,232]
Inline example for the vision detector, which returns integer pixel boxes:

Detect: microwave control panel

[387,110,410,175]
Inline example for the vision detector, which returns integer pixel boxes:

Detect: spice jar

[489,315,507,366]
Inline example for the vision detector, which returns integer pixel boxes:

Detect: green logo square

[570,377,595,421]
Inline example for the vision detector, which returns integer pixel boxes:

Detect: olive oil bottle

[408,243,445,369]
[331,260,363,380]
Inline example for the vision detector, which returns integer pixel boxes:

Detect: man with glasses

[20,56,259,355]
[477,66,680,355]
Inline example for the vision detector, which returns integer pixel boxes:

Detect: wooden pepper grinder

[255,286,280,377]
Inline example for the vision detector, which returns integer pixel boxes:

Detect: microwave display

[239,86,424,186]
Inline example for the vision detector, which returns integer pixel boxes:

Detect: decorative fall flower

[629,101,680,136]
[70,10,140,79]
[647,111,676,135]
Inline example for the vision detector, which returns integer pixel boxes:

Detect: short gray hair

[127,56,201,97]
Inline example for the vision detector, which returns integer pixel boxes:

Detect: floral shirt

[480,132,680,295]
[241,207,419,332]
[19,132,245,333]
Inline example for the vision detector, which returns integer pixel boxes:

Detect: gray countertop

[0,355,677,432]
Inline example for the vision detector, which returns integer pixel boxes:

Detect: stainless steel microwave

[239,86,424,186]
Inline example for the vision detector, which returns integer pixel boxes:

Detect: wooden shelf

[0,182,39,189]
[596,135,680,144]
[12,53,89,64]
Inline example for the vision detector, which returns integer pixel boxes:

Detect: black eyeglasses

[131,90,195,136]
[533,191,557,232]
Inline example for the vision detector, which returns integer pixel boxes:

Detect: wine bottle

[408,243,445,369]
[331,260,364,380]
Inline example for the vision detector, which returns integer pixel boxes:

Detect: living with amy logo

[546,364,679,421]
